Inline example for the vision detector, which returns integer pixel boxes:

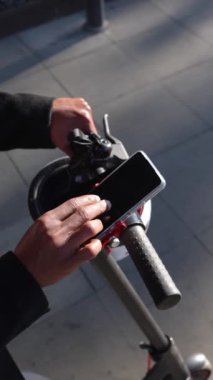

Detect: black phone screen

[92,151,164,230]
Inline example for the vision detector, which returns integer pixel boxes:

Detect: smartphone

[92,151,166,239]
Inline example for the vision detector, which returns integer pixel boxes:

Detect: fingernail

[105,199,112,211]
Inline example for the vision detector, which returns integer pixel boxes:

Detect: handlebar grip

[120,224,181,309]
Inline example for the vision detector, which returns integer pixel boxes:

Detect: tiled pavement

[1,0,213,379]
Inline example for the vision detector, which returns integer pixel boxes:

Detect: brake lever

[67,114,128,184]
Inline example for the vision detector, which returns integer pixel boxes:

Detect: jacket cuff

[0,93,55,150]
[14,93,55,149]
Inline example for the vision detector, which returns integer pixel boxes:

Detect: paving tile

[18,13,111,68]
[80,260,108,291]
[97,254,154,308]
[50,44,158,108]
[164,59,213,127]
[43,269,93,317]
[152,0,213,45]
[93,82,208,157]
[82,251,148,301]
[95,280,150,335]
[106,0,168,41]
[8,148,63,186]
[152,0,212,20]
[151,0,208,19]
[198,226,213,257]
[147,236,213,361]
[178,7,213,46]
[23,373,48,380]
[155,130,213,234]
[0,217,32,254]
[9,294,146,380]
[0,68,68,98]
[0,152,28,228]
[0,34,42,84]
[152,1,213,51]
[117,18,213,81]
[18,13,84,50]
[147,196,192,253]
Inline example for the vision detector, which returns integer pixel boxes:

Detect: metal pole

[92,250,169,351]
[84,0,108,32]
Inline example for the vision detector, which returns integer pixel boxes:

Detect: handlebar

[120,220,181,310]
[28,115,181,310]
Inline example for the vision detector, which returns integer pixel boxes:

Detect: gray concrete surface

[1,0,213,378]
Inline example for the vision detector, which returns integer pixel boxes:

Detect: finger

[48,194,101,221]
[70,239,102,267]
[81,100,91,112]
[76,98,91,111]
[78,108,97,134]
[87,114,97,133]
[62,199,109,231]
[78,238,102,261]
[64,219,103,252]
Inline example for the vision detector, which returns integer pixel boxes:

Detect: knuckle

[66,198,78,211]
[81,109,90,120]
[85,103,91,111]
[36,215,49,232]
[84,244,99,259]
[88,240,102,258]
[35,214,56,239]
[36,219,59,246]
[84,221,98,235]
[87,245,98,259]
[49,234,61,248]
[76,206,90,222]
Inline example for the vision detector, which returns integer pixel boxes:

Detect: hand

[14,195,109,287]
[50,97,96,156]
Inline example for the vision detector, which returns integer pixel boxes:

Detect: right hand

[50,97,96,156]
[14,195,109,287]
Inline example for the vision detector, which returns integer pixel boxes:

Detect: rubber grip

[120,224,181,309]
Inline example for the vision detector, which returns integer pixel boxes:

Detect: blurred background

[1,0,213,379]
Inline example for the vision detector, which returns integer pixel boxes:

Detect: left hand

[15,194,108,287]
[50,97,97,156]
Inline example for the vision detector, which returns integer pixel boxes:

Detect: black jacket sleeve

[0,93,52,377]
[0,252,49,350]
[0,92,55,150]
